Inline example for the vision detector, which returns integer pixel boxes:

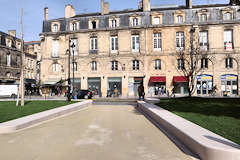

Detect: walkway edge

[0,100,92,134]
[137,101,240,160]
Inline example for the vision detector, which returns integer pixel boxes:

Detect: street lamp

[67,48,71,101]
[70,40,76,99]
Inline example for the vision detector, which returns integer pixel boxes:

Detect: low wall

[137,101,240,160]
[0,100,92,134]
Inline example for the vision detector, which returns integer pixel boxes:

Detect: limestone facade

[40,0,240,97]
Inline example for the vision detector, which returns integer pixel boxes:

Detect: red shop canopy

[173,76,189,82]
[149,76,166,83]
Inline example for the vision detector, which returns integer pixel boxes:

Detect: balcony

[89,50,98,54]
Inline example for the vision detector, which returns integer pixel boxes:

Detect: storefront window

[197,75,213,95]
[88,77,101,96]
[221,74,238,96]
[107,77,122,97]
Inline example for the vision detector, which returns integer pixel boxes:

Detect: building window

[53,63,59,72]
[72,62,77,71]
[111,19,117,28]
[133,60,139,70]
[131,35,140,52]
[223,12,232,21]
[112,61,118,71]
[92,21,97,29]
[176,32,185,51]
[132,18,138,26]
[17,56,21,66]
[224,30,233,51]
[201,58,208,69]
[72,23,77,31]
[7,54,11,66]
[153,17,160,25]
[155,59,161,70]
[177,59,185,70]
[111,36,118,53]
[70,39,78,55]
[90,37,98,50]
[199,31,208,51]
[53,24,58,32]
[200,14,207,22]
[91,61,97,71]
[52,40,59,57]
[176,15,183,23]
[225,58,233,68]
[153,33,162,51]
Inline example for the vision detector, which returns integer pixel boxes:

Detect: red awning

[149,76,166,83]
[173,76,189,82]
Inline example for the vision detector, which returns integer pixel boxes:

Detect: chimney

[143,0,150,12]
[44,7,48,21]
[65,4,76,18]
[8,30,16,37]
[101,0,109,15]
[186,0,192,9]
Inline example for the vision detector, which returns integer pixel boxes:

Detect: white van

[0,85,18,97]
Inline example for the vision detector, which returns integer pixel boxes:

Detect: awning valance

[43,79,61,85]
[149,76,166,83]
[173,76,189,82]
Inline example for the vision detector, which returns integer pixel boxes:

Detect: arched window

[72,23,77,31]
[111,61,118,71]
[91,61,97,71]
[92,21,96,29]
[224,12,232,20]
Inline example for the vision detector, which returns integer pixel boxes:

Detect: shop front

[107,77,122,97]
[173,76,189,95]
[196,75,213,95]
[221,74,238,96]
[88,77,101,96]
[71,78,81,92]
[148,76,166,96]
[128,77,144,97]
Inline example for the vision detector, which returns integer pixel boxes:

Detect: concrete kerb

[137,101,240,160]
[0,100,92,134]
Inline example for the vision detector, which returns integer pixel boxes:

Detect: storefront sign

[226,43,232,51]
[221,74,237,81]
[197,75,212,81]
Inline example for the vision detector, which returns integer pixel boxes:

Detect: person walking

[138,84,144,100]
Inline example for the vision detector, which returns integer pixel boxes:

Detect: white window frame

[133,60,139,70]
[176,32,185,51]
[110,36,118,53]
[131,35,140,52]
[201,58,208,69]
[90,37,98,50]
[91,61,97,71]
[72,23,77,31]
[176,15,183,24]
[53,24,58,32]
[52,40,59,57]
[224,30,233,51]
[132,18,138,26]
[200,14,207,22]
[224,12,232,21]
[112,19,117,28]
[155,59,161,70]
[226,58,233,68]
[112,61,118,71]
[199,31,208,51]
[7,54,11,66]
[153,33,162,51]
[53,63,59,72]
[153,17,160,25]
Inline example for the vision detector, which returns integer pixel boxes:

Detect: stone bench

[137,101,240,160]
[0,100,92,134]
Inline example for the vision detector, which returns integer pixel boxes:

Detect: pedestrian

[138,84,144,100]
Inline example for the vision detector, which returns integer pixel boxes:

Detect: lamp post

[190,26,196,96]
[70,41,76,99]
[67,48,71,101]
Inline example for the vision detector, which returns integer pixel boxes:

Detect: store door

[88,77,101,96]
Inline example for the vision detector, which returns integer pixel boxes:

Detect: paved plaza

[0,104,192,160]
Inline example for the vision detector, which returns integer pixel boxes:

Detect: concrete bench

[0,100,92,134]
[137,101,240,160]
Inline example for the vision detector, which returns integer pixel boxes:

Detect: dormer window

[72,23,77,31]
[92,21,96,29]
[200,14,207,22]
[153,17,160,25]
[53,24,59,32]
[223,12,232,20]
[112,19,117,28]
[176,15,183,24]
[132,18,138,26]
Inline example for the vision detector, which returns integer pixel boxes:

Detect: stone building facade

[40,0,240,97]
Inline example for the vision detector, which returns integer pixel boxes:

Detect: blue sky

[0,0,228,41]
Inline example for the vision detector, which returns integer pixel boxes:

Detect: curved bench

[137,101,240,160]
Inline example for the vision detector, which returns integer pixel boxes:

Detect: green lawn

[0,101,77,123]
[157,97,240,145]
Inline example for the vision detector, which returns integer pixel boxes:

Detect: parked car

[0,85,18,98]
[77,90,93,99]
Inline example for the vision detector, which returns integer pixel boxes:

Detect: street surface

[0,104,192,160]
